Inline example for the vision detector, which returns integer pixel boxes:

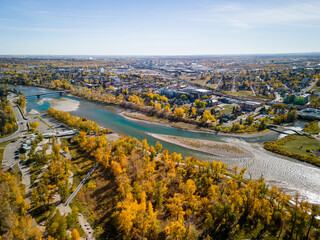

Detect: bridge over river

[24,90,71,98]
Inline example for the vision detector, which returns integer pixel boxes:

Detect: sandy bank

[29,109,40,115]
[149,133,253,159]
[49,98,80,112]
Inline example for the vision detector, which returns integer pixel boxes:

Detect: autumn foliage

[0,172,42,239]
[48,108,111,135]
[73,132,320,239]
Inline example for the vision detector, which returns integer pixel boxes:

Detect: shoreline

[120,111,279,139]
[20,84,278,140]
[149,133,253,159]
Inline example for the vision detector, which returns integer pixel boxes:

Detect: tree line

[0,86,18,136]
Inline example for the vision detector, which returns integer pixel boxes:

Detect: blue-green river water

[12,85,320,204]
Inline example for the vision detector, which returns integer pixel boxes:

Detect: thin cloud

[193,0,320,29]
[0,26,101,33]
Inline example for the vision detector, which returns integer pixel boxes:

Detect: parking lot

[2,138,24,170]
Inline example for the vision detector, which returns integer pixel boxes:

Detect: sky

[0,0,320,55]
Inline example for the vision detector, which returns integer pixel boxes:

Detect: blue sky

[0,0,320,55]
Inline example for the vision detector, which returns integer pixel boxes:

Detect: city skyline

[1,0,320,55]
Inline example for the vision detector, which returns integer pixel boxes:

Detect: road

[1,93,29,170]
[0,94,29,143]
[303,78,318,93]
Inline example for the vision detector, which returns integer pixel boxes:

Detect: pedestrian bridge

[24,90,71,98]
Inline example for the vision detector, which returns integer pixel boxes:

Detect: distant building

[239,101,261,111]
[183,88,212,99]
[284,94,309,105]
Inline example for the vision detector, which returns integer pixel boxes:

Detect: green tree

[195,99,206,108]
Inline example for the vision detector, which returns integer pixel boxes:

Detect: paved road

[303,78,318,93]
[0,94,29,143]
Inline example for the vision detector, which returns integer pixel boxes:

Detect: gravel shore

[149,133,253,159]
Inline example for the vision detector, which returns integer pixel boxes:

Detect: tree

[258,119,267,131]
[166,193,185,220]
[191,107,197,117]
[155,141,162,153]
[202,110,216,122]
[245,115,254,125]
[165,220,186,240]
[46,210,67,240]
[195,99,206,109]
[174,107,185,119]
[180,94,187,101]
[30,121,39,130]
[287,110,297,122]
[71,229,80,240]
[231,123,241,132]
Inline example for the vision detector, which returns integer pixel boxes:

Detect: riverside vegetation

[63,131,320,239]
[13,108,319,239]
[264,135,320,167]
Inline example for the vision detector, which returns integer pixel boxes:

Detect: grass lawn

[280,135,320,156]
[220,104,235,114]
[303,121,320,134]
[206,84,218,89]
[193,79,207,86]
[224,90,266,100]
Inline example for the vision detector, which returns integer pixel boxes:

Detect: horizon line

[0,51,320,58]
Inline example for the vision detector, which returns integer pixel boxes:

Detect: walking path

[64,163,99,206]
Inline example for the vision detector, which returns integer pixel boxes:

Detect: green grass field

[280,135,320,156]
[224,90,266,100]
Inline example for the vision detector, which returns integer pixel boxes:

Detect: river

[15,85,320,204]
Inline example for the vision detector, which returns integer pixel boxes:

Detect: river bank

[14,85,320,204]
[18,84,279,140]
[149,133,253,159]
[121,111,278,139]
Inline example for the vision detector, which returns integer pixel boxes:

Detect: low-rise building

[239,101,261,111]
